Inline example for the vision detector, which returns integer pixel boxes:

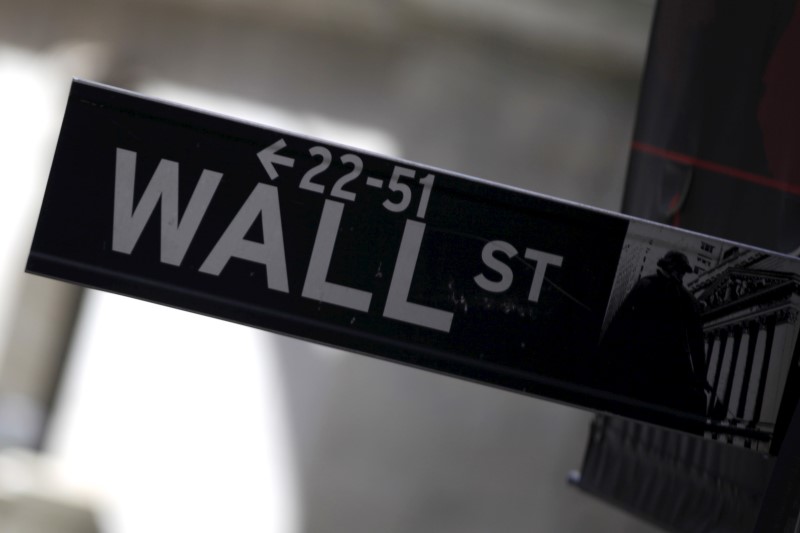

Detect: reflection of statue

[600,251,709,418]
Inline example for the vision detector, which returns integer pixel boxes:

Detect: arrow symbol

[257,138,295,180]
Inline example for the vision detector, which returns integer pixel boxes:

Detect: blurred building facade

[0,0,662,531]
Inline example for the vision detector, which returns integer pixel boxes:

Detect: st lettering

[474,240,563,302]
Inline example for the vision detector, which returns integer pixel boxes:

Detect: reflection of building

[603,220,733,334]
[689,249,800,452]
[694,239,723,274]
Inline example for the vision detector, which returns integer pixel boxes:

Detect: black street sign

[28,80,800,454]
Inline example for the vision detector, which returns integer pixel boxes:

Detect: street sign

[28,80,800,454]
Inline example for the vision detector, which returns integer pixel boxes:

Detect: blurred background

[0,0,663,531]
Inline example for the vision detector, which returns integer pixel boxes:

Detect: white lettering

[384,220,453,332]
[302,200,372,311]
[112,148,221,266]
[199,183,289,292]
[524,248,563,302]
[474,240,517,293]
